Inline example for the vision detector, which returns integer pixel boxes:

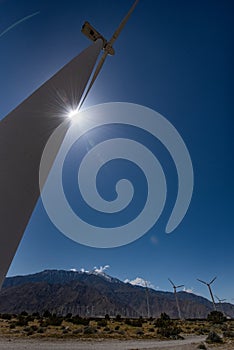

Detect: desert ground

[0,313,233,349]
[0,336,234,350]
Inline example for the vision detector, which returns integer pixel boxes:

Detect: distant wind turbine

[215,295,226,315]
[168,278,184,320]
[144,280,150,318]
[197,277,217,311]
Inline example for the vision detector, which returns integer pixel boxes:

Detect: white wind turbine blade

[197,278,207,285]
[210,276,217,285]
[79,0,139,109]
[168,278,175,287]
[108,0,139,47]
[78,50,108,109]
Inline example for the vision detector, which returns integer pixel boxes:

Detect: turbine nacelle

[168,278,184,290]
[81,21,115,55]
[197,276,217,286]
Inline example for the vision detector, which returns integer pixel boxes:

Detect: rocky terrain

[1,270,234,318]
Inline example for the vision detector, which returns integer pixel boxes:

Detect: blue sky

[0,0,233,302]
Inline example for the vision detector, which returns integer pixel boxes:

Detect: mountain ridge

[1,269,233,319]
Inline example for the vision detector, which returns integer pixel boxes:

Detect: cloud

[79,265,110,275]
[93,265,110,274]
[124,277,156,289]
[70,268,77,272]
[80,268,89,273]
[183,287,200,295]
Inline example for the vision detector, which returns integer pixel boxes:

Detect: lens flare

[68,109,79,119]
[39,102,194,248]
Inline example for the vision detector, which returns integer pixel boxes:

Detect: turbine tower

[168,278,184,320]
[144,280,150,318]
[215,295,226,316]
[0,1,139,290]
[197,277,217,311]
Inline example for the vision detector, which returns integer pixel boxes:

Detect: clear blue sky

[0,0,233,302]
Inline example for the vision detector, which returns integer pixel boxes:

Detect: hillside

[0,270,233,318]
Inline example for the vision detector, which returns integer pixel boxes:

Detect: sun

[68,108,79,119]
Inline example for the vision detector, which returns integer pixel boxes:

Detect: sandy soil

[1,334,233,349]
[0,335,208,350]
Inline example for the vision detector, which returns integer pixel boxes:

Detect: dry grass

[0,313,233,349]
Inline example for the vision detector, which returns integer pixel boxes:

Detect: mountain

[0,270,233,318]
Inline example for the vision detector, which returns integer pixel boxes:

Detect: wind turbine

[197,277,217,311]
[215,295,226,315]
[168,278,184,320]
[79,0,139,109]
[144,280,150,318]
[0,1,139,290]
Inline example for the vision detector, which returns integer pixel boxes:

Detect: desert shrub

[104,326,110,331]
[148,327,155,332]
[115,325,120,330]
[197,343,207,349]
[157,325,182,339]
[71,316,90,326]
[104,314,110,320]
[23,326,31,332]
[132,319,143,327]
[115,330,125,335]
[83,326,97,334]
[20,311,28,316]
[223,330,234,338]
[125,318,142,327]
[48,316,63,326]
[43,310,52,318]
[154,313,172,328]
[40,315,63,327]
[16,316,28,327]
[26,330,34,336]
[39,320,48,327]
[125,318,131,325]
[37,327,45,333]
[207,311,226,324]
[26,315,35,322]
[195,327,210,335]
[72,328,83,334]
[23,326,36,335]
[97,319,107,327]
[160,312,170,320]
[206,331,223,343]
[221,324,228,331]
[115,314,122,322]
[136,330,144,335]
[1,313,12,320]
